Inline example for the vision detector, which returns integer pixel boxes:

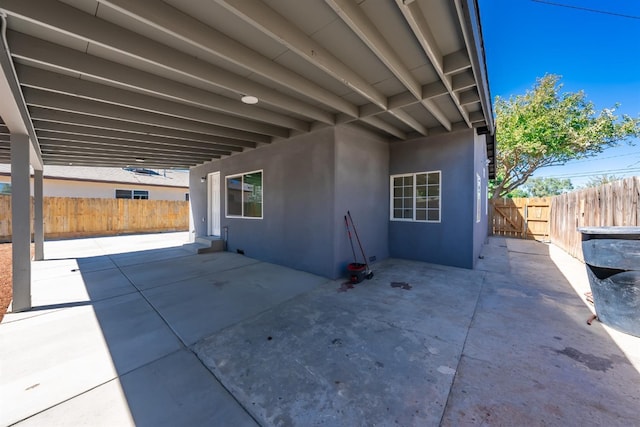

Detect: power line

[537,167,640,180]
[566,151,640,165]
[531,0,640,20]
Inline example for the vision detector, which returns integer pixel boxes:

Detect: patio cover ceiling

[0,0,494,174]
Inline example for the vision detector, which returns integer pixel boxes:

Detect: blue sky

[478,0,640,187]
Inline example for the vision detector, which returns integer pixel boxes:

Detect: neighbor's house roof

[0,164,188,188]
[0,0,495,176]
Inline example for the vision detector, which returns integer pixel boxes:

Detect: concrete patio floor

[1,232,639,426]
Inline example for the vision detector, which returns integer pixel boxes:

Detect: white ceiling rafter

[0,0,334,124]
[17,64,290,138]
[214,0,389,111]
[23,89,270,144]
[28,107,257,148]
[32,121,246,153]
[8,30,310,132]
[98,0,360,119]
[36,131,234,157]
[0,0,493,168]
[325,0,449,134]
[395,0,472,127]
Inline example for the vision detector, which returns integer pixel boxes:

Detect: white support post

[34,168,44,261]
[10,133,31,312]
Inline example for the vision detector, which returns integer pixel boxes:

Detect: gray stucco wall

[190,125,486,276]
[388,129,476,269]
[190,127,337,277]
[333,125,390,278]
[472,132,490,265]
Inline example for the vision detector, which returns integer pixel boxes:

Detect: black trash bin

[579,226,640,337]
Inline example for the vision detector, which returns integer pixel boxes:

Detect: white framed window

[226,170,263,219]
[116,189,149,199]
[133,190,149,200]
[390,171,440,222]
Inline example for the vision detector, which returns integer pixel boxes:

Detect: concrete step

[181,242,211,254]
[194,236,224,254]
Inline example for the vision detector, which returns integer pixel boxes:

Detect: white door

[208,171,221,236]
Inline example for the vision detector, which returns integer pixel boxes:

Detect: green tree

[524,177,573,197]
[504,177,573,198]
[491,74,640,199]
[507,188,529,198]
[583,174,622,188]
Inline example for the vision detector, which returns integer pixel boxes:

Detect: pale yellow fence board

[550,176,640,260]
[0,195,189,241]
[491,197,551,240]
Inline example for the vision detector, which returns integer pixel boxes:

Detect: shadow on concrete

[1,233,325,426]
[441,237,640,426]
[1,234,639,426]
[68,243,324,426]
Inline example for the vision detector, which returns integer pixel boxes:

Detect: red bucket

[347,263,366,283]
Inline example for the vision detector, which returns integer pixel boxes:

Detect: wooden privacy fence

[491,197,551,240]
[550,176,640,260]
[0,195,189,242]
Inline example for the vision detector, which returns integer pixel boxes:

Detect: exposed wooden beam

[40,147,219,165]
[387,109,427,136]
[395,0,471,127]
[44,157,197,168]
[8,30,310,132]
[37,132,233,157]
[360,116,406,139]
[24,88,270,144]
[215,0,387,110]
[33,121,244,152]
[327,0,421,98]
[458,89,480,106]
[98,0,359,118]
[469,110,485,123]
[0,0,334,124]
[41,149,214,162]
[42,152,205,167]
[40,146,215,161]
[451,70,476,92]
[29,107,257,148]
[325,0,451,134]
[443,49,471,75]
[17,64,290,138]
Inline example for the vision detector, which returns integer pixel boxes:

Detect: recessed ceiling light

[241,95,258,105]
[135,158,145,163]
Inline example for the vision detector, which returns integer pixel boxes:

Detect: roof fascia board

[455,0,494,133]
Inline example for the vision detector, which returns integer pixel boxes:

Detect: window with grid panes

[390,171,440,222]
